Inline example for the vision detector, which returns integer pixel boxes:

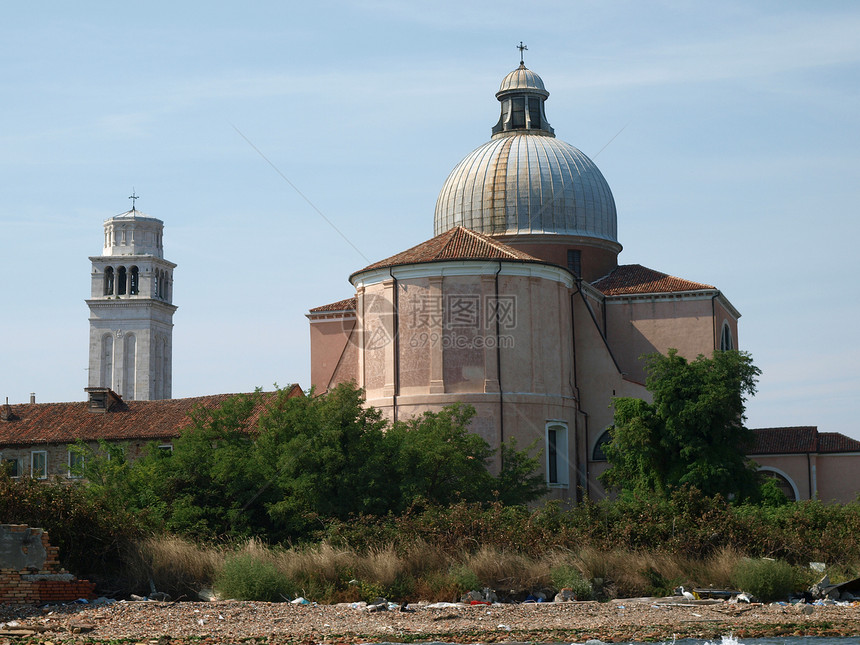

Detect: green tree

[256,383,396,536]
[495,438,548,505]
[75,382,548,542]
[387,404,494,507]
[600,349,761,500]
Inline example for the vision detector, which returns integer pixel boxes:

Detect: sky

[1,1,858,439]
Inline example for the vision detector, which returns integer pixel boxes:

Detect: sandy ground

[2,597,860,643]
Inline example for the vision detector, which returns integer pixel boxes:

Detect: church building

[308,56,745,500]
[85,204,177,401]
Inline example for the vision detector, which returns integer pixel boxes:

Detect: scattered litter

[426,602,463,609]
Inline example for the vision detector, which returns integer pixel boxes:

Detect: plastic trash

[291,597,311,605]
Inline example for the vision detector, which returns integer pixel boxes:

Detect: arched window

[592,429,612,461]
[117,266,127,295]
[129,266,139,295]
[759,467,799,501]
[153,270,160,298]
[104,267,114,295]
[720,322,733,351]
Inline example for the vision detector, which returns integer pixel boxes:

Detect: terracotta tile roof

[593,264,716,296]
[309,297,357,313]
[352,227,543,277]
[750,427,818,454]
[750,426,860,455]
[819,432,860,453]
[0,386,302,447]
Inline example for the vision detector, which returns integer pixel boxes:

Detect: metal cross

[517,41,528,65]
[129,189,139,211]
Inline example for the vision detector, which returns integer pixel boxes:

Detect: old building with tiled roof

[747,427,860,502]
[305,53,860,503]
[307,55,759,503]
[0,385,302,480]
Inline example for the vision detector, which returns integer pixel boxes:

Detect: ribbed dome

[434,134,617,241]
[434,62,617,243]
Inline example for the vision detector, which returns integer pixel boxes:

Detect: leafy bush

[448,565,481,593]
[550,564,594,600]
[215,553,294,601]
[732,558,798,602]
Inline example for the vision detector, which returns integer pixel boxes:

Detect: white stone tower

[86,202,177,400]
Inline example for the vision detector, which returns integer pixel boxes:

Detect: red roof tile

[750,427,818,454]
[309,297,357,313]
[593,264,715,295]
[750,426,860,454]
[819,432,860,453]
[0,386,302,447]
[351,227,543,277]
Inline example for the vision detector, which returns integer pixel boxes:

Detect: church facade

[308,58,759,501]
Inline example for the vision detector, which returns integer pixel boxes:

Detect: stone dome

[434,64,618,244]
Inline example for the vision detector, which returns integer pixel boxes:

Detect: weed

[732,558,799,602]
[215,553,294,601]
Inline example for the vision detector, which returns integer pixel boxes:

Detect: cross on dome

[129,189,139,211]
[517,41,528,65]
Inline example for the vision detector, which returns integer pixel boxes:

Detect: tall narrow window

[153,270,160,298]
[546,423,569,487]
[117,266,127,295]
[720,322,734,351]
[528,99,541,129]
[104,267,114,295]
[31,451,47,479]
[567,250,581,276]
[129,266,139,295]
[511,97,526,128]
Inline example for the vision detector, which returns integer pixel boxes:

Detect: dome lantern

[492,62,554,136]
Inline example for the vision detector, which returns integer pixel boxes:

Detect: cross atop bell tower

[85,201,178,400]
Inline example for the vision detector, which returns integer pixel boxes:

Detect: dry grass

[461,547,551,593]
[127,535,225,597]
[128,535,750,602]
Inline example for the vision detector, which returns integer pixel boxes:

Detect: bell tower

[86,199,177,400]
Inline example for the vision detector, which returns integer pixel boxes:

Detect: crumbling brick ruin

[0,524,95,604]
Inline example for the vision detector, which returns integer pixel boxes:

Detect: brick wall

[0,524,95,605]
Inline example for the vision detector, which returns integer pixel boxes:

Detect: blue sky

[2,1,858,439]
